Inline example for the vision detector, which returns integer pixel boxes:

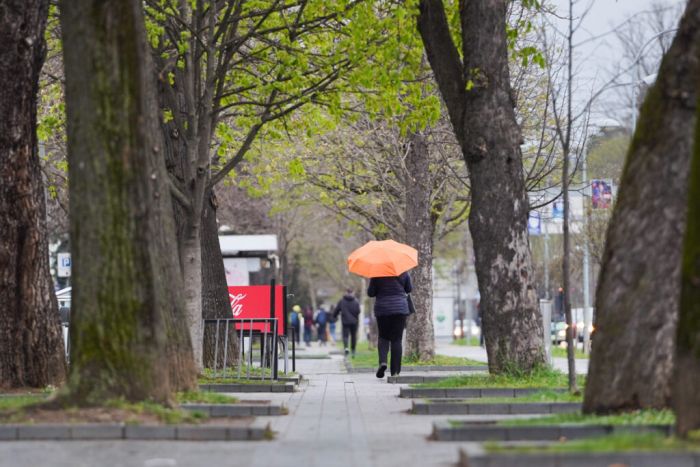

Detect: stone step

[433,421,671,441]
[199,383,295,393]
[459,448,697,467]
[387,374,486,384]
[0,420,271,441]
[400,387,567,399]
[181,403,285,416]
[345,362,488,374]
[412,401,581,415]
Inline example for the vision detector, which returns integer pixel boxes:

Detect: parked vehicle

[453,319,481,340]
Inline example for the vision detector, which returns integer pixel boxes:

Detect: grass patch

[346,342,484,368]
[551,347,588,359]
[198,376,288,384]
[500,409,674,427]
[487,432,700,454]
[0,395,47,411]
[413,367,583,389]
[103,399,207,424]
[453,337,481,346]
[176,391,238,405]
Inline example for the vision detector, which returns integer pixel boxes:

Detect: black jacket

[367,272,412,317]
[334,294,361,326]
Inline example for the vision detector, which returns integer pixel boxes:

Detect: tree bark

[0,0,67,389]
[417,0,544,373]
[673,52,700,435]
[201,189,239,369]
[404,132,435,360]
[583,1,700,413]
[60,0,195,403]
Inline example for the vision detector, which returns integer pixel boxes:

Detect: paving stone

[505,426,561,441]
[468,403,510,415]
[549,403,581,414]
[508,403,551,414]
[210,405,251,417]
[428,403,469,415]
[176,425,229,441]
[625,452,695,467]
[445,388,480,398]
[0,426,17,440]
[70,424,124,440]
[251,405,272,416]
[124,425,176,440]
[480,388,515,398]
[558,425,610,439]
[455,426,508,442]
[18,425,71,440]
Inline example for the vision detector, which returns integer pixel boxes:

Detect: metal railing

[204,318,289,381]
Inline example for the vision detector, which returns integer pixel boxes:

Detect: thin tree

[417,0,545,372]
[60,0,196,402]
[583,0,700,413]
[0,0,67,389]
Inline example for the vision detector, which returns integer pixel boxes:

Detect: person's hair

[346,288,353,294]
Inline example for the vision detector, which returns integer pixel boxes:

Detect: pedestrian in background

[328,304,338,344]
[315,305,329,346]
[368,271,412,378]
[334,288,361,357]
[303,306,314,347]
[290,305,302,344]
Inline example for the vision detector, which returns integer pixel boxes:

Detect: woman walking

[367,271,412,378]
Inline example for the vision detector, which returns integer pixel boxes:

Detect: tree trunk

[201,189,239,369]
[60,0,195,403]
[404,132,435,360]
[181,234,204,371]
[0,0,67,389]
[583,2,700,414]
[673,58,700,435]
[417,0,544,373]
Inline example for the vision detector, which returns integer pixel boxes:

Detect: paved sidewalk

[0,355,466,467]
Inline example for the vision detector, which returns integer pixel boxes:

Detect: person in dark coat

[367,271,412,378]
[303,306,314,346]
[334,288,361,357]
[315,305,329,346]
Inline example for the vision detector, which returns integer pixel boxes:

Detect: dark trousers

[342,323,358,353]
[291,324,301,343]
[303,326,312,344]
[377,314,407,376]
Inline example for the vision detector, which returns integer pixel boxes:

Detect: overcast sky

[548,0,686,126]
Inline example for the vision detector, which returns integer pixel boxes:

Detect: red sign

[228,285,285,335]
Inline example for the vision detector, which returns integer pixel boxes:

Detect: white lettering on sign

[229,293,247,317]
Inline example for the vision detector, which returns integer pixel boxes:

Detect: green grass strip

[500,409,674,427]
[487,432,700,454]
[413,367,584,389]
[176,391,238,405]
[345,341,485,368]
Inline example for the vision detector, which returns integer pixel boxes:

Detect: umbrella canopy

[347,240,418,278]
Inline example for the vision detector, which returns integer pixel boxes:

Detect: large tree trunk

[417,0,544,373]
[60,0,195,402]
[404,132,435,360]
[201,189,239,369]
[583,3,700,414]
[673,55,700,435]
[0,0,67,389]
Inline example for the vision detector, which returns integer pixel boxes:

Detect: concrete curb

[181,403,285,416]
[0,420,271,441]
[199,383,295,393]
[344,361,488,374]
[387,374,486,384]
[400,387,567,399]
[413,402,581,415]
[458,448,699,467]
[433,421,671,441]
[242,375,302,384]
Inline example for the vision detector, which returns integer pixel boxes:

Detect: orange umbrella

[347,240,418,278]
